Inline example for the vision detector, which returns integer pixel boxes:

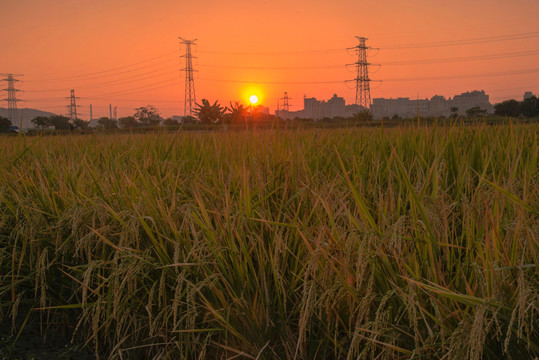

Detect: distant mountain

[0,108,57,129]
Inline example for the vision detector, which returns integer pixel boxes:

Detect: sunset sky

[1,0,538,118]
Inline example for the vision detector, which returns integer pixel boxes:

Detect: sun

[249,95,258,105]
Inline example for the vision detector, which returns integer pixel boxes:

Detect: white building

[371,90,494,119]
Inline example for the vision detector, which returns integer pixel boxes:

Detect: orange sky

[1,0,538,118]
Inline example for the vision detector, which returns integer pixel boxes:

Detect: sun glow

[249,95,258,104]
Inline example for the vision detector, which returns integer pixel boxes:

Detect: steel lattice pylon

[67,89,79,123]
[1,73,23,123]
[348,37,372,108]
[179,37,198,117]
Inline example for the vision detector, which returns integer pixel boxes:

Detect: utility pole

[66,89,79,124]
[346,37,377,108]
[1,73,23,124]
[90,104,93,123]
[178,37,198,117]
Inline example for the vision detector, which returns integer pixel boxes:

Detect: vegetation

[495,96,539,117]
[119,116,139,129]
[0,124,537,359]
[162,118,180,127]
[226,101,249,124]
[97,117,119,129]
[134,105,162,126]
[0,116,12,132]
[31,116,50,129]
[465,106,488,118]
[195,99,227,124]
[354,109,374,122]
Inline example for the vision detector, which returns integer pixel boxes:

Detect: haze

[1,0,538,118]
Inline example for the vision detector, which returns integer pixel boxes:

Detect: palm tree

[226,101,249,124]
[194,99,227,124]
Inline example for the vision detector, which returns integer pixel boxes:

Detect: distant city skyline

[273,89,537,121]
[1,0,538,118]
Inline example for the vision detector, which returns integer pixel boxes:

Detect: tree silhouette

[0,116,12,132]
[162,118,180,127]
[226,102,248,124]
[49,115,72,130]
[73,118,89,130]
[97,117,118,129]
[466,107,487,118]
[195,99,227,124]
[494,100,520,117]
[119,116,139,128]
[134,105,161,126]
[31,116,50,129]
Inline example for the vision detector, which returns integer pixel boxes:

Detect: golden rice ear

[0,125,537,359]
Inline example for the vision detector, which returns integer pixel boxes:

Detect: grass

[0,123,537,359]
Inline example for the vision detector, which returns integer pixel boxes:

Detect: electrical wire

[380,31,539,49]
[381,68,539,81]
[29,51,178,82]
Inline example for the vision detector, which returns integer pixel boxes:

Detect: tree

[466,106,487,118]
[225,102,248,124]
[182,116,197,124]
[450,107,459,118]
[162,118,179,127]
[195,99,227,124]
[494,99,520,117]
[119,116,139,128]
[520,96,538,117]
[354,110,373,122]
[97,117,118,129]
[31,116,50,129]
[134,105,161,126]
[73,118,89,130]
[0,116,12,132]
[48,115,72,130]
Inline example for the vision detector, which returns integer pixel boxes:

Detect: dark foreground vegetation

[0,124,537,359]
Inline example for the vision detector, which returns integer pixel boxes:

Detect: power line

[197,48,539,70]
[379,49,539,65]
[381,68,539,82]
[23,68,178,93]
[197,48,346,56]
[22,66,539,103]
[24,48,537,94]
[30,51,178,82]
[380,31,539,49]
[198,78,344,85]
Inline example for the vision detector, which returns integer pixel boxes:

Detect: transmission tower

[1,73,23,123]
[347,37,374,108]
[281,92,290,112]
[66,89,79,123]
[179,37,198,117]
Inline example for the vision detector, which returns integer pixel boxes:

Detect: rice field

[0,124,538,359]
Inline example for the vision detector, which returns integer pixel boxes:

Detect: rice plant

[0,123,537,359]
